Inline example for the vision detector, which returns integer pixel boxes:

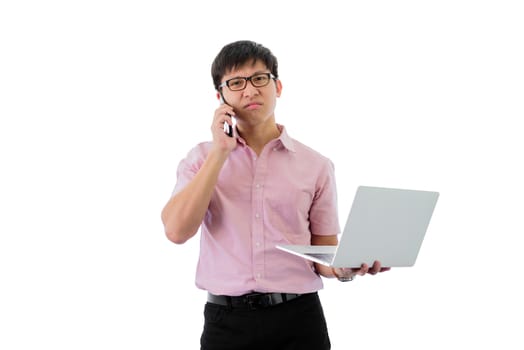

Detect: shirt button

[255,242,260,247]
[256,273,261,279]
[255,184,261,189]
[255,213,260,219]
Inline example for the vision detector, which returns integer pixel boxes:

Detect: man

[161,40,389,350]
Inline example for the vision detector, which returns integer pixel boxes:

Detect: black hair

[211,40,279,91]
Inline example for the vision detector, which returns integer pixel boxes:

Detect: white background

[1,1,523,349]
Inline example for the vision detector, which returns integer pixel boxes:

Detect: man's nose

[242,81,259,97]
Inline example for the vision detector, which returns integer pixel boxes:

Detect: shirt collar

[275,124,296,152]
[235,124,296,153]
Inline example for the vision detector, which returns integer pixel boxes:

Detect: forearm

[310,234,339,278]
[315,263,336,278]
[162,148,229,244]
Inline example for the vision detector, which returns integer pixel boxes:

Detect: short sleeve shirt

[173,125,340,296]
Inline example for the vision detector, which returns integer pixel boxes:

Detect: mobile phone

[219,96,234,137]
[223,118,233,137]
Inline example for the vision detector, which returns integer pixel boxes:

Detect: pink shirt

[173,125,340,296]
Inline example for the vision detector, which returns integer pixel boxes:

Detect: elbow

[165,228,191,245]
[161,205,198,244]
[163,220,198,245]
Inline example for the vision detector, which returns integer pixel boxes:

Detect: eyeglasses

[219,72,276,91]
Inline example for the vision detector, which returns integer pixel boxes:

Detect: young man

[161,40,389,350]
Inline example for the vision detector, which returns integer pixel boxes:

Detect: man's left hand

[333,260,391,282]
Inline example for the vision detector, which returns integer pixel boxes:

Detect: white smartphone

[219,95,234,137]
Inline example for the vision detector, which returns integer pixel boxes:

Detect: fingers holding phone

[212,103,237,153]
[223,116,233,137]
[219,96,235,137]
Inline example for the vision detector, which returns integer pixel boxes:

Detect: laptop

[276,186,439,268]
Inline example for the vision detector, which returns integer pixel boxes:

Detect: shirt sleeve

[308,159,341,236]
[171,143,209,197]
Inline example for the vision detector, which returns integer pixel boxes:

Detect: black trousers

[200,292,331,350]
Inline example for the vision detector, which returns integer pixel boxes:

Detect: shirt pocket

[264,186,314,244]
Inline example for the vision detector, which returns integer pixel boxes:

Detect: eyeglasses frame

[218,72,277,91]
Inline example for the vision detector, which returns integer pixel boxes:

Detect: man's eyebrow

[227,70,269,80]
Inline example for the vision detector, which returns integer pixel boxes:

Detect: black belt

[207,292,306,310]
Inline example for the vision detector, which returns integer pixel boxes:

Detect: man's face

[218,60,282,128]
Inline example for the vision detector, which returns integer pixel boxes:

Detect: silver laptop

[276,186,439,268]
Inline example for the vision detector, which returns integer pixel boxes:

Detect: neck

[237,121,281,155]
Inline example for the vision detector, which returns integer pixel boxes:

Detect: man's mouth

[244,102,262,110]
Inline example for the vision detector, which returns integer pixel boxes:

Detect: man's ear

[275,79,283,97]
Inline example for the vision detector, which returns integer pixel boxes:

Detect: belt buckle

[243,293,271,310]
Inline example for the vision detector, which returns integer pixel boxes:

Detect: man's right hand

[212,104,237,154]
